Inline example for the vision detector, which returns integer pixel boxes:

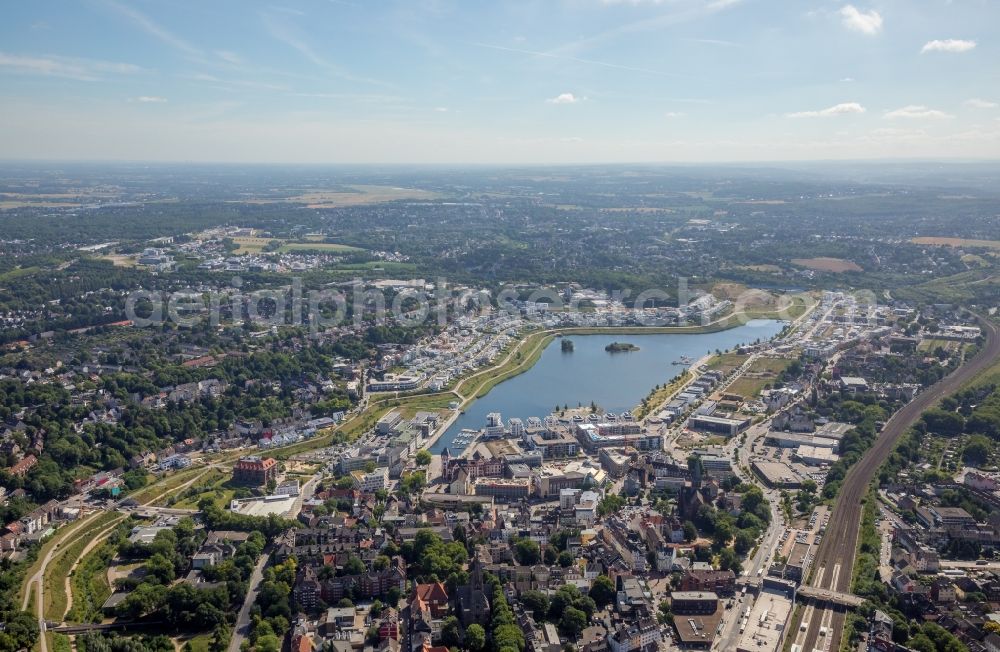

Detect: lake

[430,319,785,453]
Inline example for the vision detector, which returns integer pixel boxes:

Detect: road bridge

[796,585,866,608]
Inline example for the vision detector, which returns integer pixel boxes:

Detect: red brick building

[679,569,736,597]
[233,456,277,486]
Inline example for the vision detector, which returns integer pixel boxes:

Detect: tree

[145,552,177,585]
[441,616,462,647]
[558,551,574,568]
[597,495,625,517]
[657,600,673,625]
[921,409,964,437]
[514,539,541,565]
[963,435,991,466]
[256,634,281,652]
[415,450,432,466]
[0,611,39,652]
[400,471,426,495]
[210,623,231,652]
[387,587,401,606]
[682,521,698,542]
[908,634,936,652]
[718,547,742,574]
[588,575,616,609]
[465,623,486,652]
[521,590,549,620]
[342,555,367,576]
[559,607,587,638]
[734,530,756,555]
[494,624,524,652]
[712,522,734,550]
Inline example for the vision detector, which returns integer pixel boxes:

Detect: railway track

[793,315,1000,652]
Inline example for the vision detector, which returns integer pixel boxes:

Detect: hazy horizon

[2,0,998,163]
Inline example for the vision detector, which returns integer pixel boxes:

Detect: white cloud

[921,39,976,54]
[884,105,952,119]
[104,0,202,56]
[433,107,449,112]
[546,93,580,104]
[691,38,738,47]
[664,111,684,118]
[839,5,883,36]
[0,52,140,81]
[840,77,855,83]
[133,96,167,103]
[215,50,243,65]
[787,102,866,118]
[966,98,998,109]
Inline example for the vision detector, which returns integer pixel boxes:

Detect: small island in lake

[561,339,575,352]
[605,342,639,353]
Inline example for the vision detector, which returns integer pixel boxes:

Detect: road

[227,552,269,652]
[713,419,786,652]
[794,314,1000,652]
[226,475,320,651]
[22,514,100,652]
[62,516,127,622]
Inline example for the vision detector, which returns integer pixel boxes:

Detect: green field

[68,534,118,623]
[168,468,235,509]
[43,512,121,621]
[129,466,206,505]
[707,353,751,374]
[726,357,794,399]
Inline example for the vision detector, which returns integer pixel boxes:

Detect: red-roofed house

[413,583,449,619]
[8,454,37,477]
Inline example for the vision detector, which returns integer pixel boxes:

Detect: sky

[0,0,998,164]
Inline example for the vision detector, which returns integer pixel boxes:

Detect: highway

[793,314,1000,652]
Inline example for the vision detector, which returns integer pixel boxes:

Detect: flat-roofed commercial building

[796,445,839,466]
[473,477,531,502]
[735,589,792,652]
[752,461,802,489]
[814,422,852,440]
[765,432,839,450]
[688,415,751,437]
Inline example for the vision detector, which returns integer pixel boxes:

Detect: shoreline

[423,405,462,452]
[425,317,787,455]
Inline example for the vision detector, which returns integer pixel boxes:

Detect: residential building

[671,591,719,615]
[233,456,278,486]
